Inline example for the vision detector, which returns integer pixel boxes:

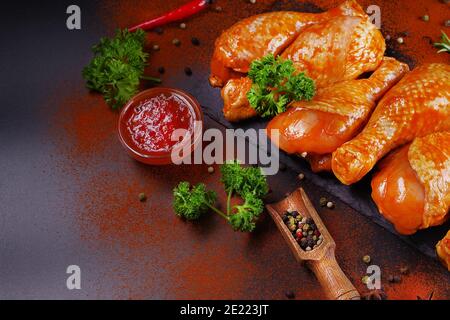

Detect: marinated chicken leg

[210,0,366,87]
[333,63,450,185]
[222,15,385,122]
[266,57,407,159]
[371,132,450,235]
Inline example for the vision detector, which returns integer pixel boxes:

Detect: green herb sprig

[82,29,161,109]
[172,160,269,232]
[247,54,315,118]
[434,31,450,54]
[173,182,218,221]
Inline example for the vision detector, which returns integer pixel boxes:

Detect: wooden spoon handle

[307,250,360,300]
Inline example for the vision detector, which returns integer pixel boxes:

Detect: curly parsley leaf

[238,166,269,199]
[247,54,315,118]
[229,195,264,232]
[82,28,161,109]
[173,182,217,221]
[173,161,269,232]
[220,160,245,194]
[221,160,269,199]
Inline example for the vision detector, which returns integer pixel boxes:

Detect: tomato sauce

[123,92,195,154]
[118,88,202,165]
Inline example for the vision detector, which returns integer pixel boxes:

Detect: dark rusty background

[0,0,449,299]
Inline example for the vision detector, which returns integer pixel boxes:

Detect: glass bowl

[118,87,203,165]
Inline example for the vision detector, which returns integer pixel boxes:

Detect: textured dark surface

[0,0,449,299]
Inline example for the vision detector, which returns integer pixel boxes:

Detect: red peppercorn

[314,230,321,237]
[296,230,303,239]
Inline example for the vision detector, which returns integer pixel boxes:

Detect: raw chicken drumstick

[222,15,385,122]
[266,57,408,165]
[209,0,366,87]
[371,131,450,235]
[332,63,450,185]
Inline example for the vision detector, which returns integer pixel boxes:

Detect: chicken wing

[437,231,450,271]
[371,132,450,235]
[266,57,407,160]
[209,0,366,87]
[222,15,385,122]
[332,63,450,185]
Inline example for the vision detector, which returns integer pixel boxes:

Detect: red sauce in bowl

[118,88,203,165]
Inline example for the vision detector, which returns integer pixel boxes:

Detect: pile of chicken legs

[209,0,450,270]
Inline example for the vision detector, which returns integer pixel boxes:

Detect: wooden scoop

[266,187,360,300]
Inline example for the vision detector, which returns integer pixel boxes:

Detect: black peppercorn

[184,67,193,76]
[138,193,147,202]
[172,38,181,46]
[285,290,295,299]
[191,37,201,46]
[400,31,410,37]
[300,238,308,248]
[157,67,165,74]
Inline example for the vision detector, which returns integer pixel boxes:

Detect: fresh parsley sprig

[228,196,264,232]
[82,29,161,109]
[172,161,269,232]
[247,54,315,118]
[173,182,218,221]
[221,161,268,200]
[434,31,450,54]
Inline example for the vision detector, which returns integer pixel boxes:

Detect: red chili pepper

[129,0,212,32]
